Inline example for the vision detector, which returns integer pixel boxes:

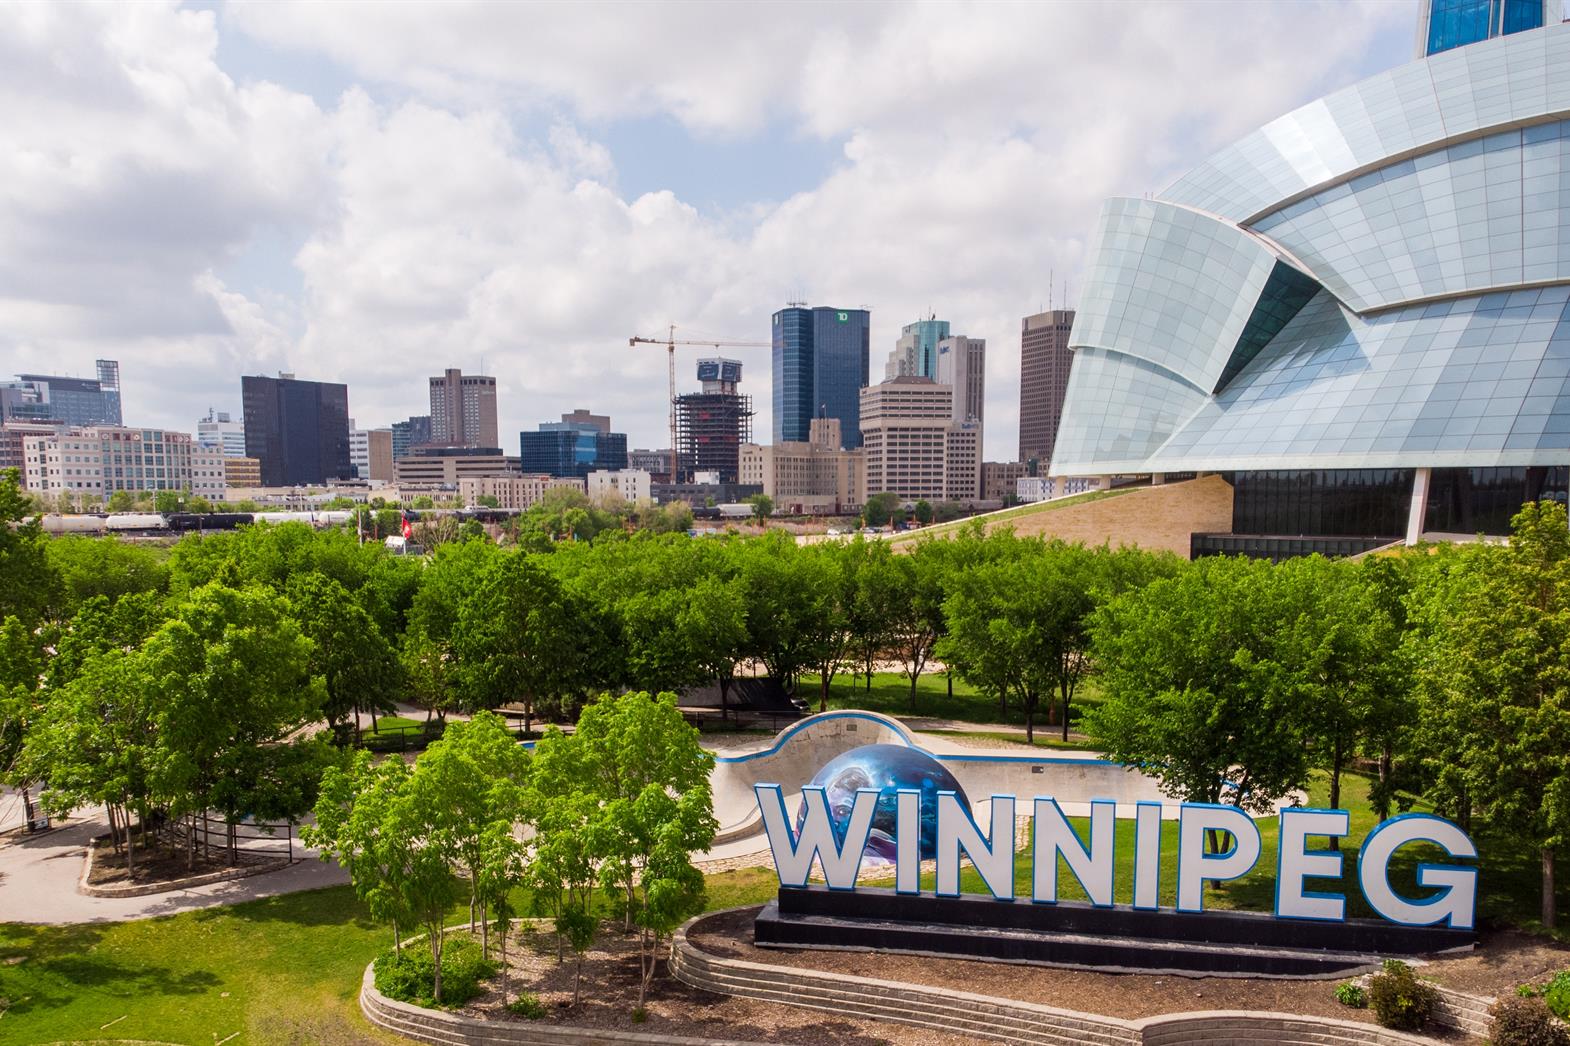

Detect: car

[825,527,841,536]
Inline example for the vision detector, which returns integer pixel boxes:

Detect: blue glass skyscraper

[771,305,871,448]
[1419,0,1549,56]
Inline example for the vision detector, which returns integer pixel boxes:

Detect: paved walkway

[0,806,347,925]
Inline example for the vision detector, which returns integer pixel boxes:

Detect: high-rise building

[197,409,247,457]
[520,416,628,478]
[1018,309,1075,467]
[628,448,674,481]
[1050,15,1570,557]
[883,317,951,380]
[391,416,432,460]
[772,304,871,449]
[859,376,981,503]
[675,358,753,483]
[349,426,370,479]
[935,336,986,425]
[366,429,394,482]
[24,426,225,500]
[739,417,864,515]
[241,373,352,487]
[428,368,499,448]
[6,359,122,427]
[1417,0,1552,57]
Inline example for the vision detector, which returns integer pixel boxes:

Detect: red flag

[401,515,413,539]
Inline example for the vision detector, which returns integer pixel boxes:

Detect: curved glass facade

[1255,120,1570,313]
[1051,21,1570,487]
[1072,199,1282,392]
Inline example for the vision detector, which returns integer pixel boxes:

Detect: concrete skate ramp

[709,710,1170,847]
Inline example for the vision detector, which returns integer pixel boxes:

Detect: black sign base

[754,886,1474,979]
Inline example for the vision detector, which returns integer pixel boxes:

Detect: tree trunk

[820,672,830,714]
[431,928,444,1004]
[1061,683,1071,743]
[909,671,918,713]
[719,675,730,721]
[21,786,34,829]
[1377,743,1393,821]
[574,953,584,1007]
[123,803,136,877]
[947,671,953,698]
[1544,847,1557,930]
[1024,698,1034,744]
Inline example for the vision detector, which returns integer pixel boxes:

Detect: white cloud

[1,0,1411,458]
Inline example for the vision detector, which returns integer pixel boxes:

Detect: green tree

[862,491,900,528]
[1412,502,1570,928]
[0,468,61,625]
[0,615,45,828]
[45,536,169,611]
[734,534,831,696]
[148,583,323,866]
[572,692,716,1010]
[888,542,952,714]
[526,728,603,1005]
[913,499,934,525]
[106,490,135,512]
[844,538,899,692]
[1086,555,1316,825]
[154,490,186,514]
[747,493,774,525]
[410,711,530,954]
[289,572,402,733]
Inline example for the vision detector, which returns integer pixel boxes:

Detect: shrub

[1335,981,1367,1008]
[1544,971,1570,1020]
[1367,959,1438,1032]
[1490,995,1570,1046]
[507,993,547,1019]
[373,935,499,1008]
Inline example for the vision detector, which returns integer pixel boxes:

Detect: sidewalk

[0,806,347,925]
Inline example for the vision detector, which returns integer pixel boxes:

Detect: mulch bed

[86,839,275,887]
[458,921,975,1045]
[687,907,1519,1038]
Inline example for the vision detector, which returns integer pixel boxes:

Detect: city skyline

[0,3,1418,460]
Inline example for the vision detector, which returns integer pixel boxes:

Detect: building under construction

[675,358,752,483]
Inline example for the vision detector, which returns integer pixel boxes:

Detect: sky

[0,0,1417,460]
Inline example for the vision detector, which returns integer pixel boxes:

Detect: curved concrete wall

[710,710,1172,845]
[672,913,1451,1046]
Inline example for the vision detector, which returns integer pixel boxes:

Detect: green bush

[1543,971,1570,1020]
[1367,959,1437,1032]
[373,934,498,1008]
[507,993,547,1019]
[1490,995,1570,1046]
[1334,981,1367,1008]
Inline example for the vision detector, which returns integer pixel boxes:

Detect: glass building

[240,374,352,486]
[8,359,122,427]
[1418,0,1551,57]
[519,420,628,478]
[1051,20,1570,554]
[771,305,871,448]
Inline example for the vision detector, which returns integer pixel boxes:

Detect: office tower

[349,426,369,479]
[883,316,951,380]
[935,336,986,425]
[859,377,981,502]
[429,368,499,448]
[674,358,753,483]
[393,446,521,489]
[1018,310,1075,466]
[366,430,394,482]
[520,415,628,478]
[771,304,871,448]
[1418,0,1552,57]
[196,409,246,457]
[241,373,352,486]
[391,416,432,460]
[7,359,123,427]
[628,448,674,480]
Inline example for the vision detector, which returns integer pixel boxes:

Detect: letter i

[1133,803,1162,910]
[896,790,920,894]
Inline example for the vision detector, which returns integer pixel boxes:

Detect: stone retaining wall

[670,910,1460,1046]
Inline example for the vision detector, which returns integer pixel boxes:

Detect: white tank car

[105,513,168,531]
[40,514,109,534]
[317,510,353,525]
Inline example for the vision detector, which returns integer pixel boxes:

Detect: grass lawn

[886,487,1135,547]
[358,714,424,738]
[1,772,1558,1044]
[803,669,1104,733]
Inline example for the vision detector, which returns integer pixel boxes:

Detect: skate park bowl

[708,710,1173,849]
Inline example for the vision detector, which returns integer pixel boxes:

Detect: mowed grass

[803,669,1105,731]
[358,714,423,738]
[1,773,1558,1044]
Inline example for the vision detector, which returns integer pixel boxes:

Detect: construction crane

[629,324,768,482]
